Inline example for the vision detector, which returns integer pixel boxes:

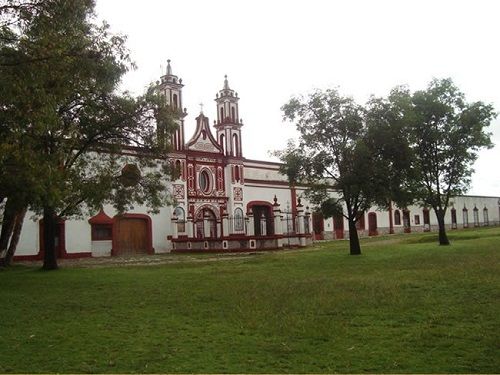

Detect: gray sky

[96,0,500,196]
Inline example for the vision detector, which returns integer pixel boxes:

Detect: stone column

[222,212,229,237]
[203,212,211,238]
[273,195,283,248]
[246,211,254,236]
[171,215,178,240]
[186,216,194,238]
[297,200,306,247]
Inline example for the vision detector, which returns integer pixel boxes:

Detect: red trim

[243,164,280,171]
[243,178,291,186]
[112,214,153,255]
[12,252,91,262]
[243,158,282,167]
[246,200,273,212]
[88,209,113,225]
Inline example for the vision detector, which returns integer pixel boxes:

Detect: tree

[0,0,177,269]
[277,89,380,255]
[364,86,419,232]
[408,78,495,245]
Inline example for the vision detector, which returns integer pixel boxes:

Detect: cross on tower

[199,102,204,114]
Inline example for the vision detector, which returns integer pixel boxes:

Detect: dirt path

[14,251,273,269]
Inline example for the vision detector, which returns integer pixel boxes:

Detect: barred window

[234,208,244,231]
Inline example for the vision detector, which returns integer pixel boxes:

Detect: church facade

[8,62,500,260]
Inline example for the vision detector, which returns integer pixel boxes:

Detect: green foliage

[0,227,498,373]
[277,89,398,254]
[0,0,177,219]
[410,78,495,209]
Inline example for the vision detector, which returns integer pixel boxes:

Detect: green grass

[0,227,499,373]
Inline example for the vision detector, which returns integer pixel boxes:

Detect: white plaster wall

[65,219,92,254]
[12,216,39,256]
[91,240,112,257]
[243,166,286,182]
[243,184,292,210]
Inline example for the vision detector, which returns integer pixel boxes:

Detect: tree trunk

[0,199,17,263]
[348,218,361,255]
[435,209,450,246]
[42,206,58,270]
[2,207,27,267]
[388,200,394,234]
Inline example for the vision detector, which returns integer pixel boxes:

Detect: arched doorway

[423,208,430,231]
[246,201,274,236]
[403,210,411,233]
[312,212,324,240]
[368,212,378,236]
[333,214,344,239]
[195,207,218,238]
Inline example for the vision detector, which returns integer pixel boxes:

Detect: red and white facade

[5,62,500,260]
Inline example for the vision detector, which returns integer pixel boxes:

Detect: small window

[234,208,244,232]
[121,164,141,187]
[414,215,420,225]
[91,224,112,241]
[174,207,185,233]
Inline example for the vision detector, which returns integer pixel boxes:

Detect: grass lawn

[0,227,499,373]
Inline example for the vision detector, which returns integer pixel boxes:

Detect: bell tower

[158,59,187,151]
[214,75,243,158]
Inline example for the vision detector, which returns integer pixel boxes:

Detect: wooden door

[116,218,148,255]
[333,214,344,239]
[368,212,378,236]
[312,212,324,240]
[403,210,411,233]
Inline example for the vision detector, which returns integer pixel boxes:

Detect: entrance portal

[115,217,148,255]
[312,212,324,240]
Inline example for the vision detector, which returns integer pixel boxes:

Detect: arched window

[220,134,225,154]
[451,208,457,229]
[233,208,244,232]
[175,159,182,180]
[394,210,401,225]
[174,207,185,233]
[234,165,240,182]
[231,107,236,121]
[199,169,211,193]
[172,93,178,109]
[463,207,469,228]
[483,207,489,226]
[473,206,479,227]
[233,133,239,156]
[220,107,224,122]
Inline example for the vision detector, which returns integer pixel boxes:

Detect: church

[9,62,500,260]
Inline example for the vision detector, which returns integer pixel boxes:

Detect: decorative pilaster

[171,213,178,240]
[186,215,194,238]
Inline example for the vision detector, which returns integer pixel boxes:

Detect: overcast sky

[95,0,500,197]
